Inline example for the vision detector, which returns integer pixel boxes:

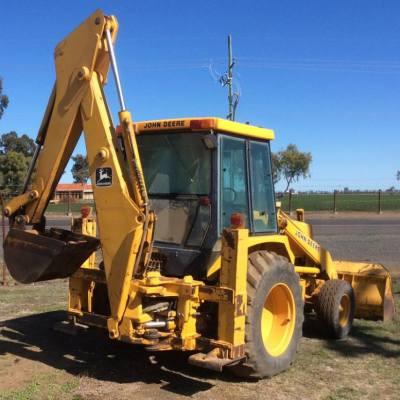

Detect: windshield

[137,133,212,247]
[137,133,211,195]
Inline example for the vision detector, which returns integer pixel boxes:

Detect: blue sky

[1,0,400,191]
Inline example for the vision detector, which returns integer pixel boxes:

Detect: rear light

[190,119,215,130]
[81,206,91,218]
[230,212,245,229]
[199,196,210,206]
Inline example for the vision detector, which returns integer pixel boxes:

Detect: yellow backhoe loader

[3,10,395,378]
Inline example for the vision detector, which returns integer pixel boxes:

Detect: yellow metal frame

[134,117,275,140]
[217,229,248,358]
[71,215,96,269]
[5,10,154,337]
[278,210,338,280]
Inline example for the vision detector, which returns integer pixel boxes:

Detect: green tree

[0,131,35,156]
[0,151,30,193]
[0,80,34,194]
[71,154,89,183]
[0,132,35,192]
[276,144,312,192]
[0,77,9,119]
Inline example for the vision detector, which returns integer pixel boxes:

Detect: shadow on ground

[0,311,222,396]
[1,311,399,395]
[303,315,400,359]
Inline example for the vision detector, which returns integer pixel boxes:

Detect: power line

[236,57,400,73]
[120,57,400,74]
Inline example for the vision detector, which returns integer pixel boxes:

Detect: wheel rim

[261,283,296,357]
[339,293,351,327]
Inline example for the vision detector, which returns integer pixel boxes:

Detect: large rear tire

[316,279,355,339]
[230,251,303,378]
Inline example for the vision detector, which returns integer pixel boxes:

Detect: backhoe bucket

[334,261,395,321]
[4,228,100,284]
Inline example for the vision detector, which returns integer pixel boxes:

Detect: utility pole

[227,34,234,120]
[218,34,239,120]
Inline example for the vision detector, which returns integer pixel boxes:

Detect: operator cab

[135,117,277,279]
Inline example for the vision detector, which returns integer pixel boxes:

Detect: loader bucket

[334,261,395,321]
[3,228,100,284]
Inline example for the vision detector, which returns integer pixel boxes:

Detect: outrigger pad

[4,228,100,284]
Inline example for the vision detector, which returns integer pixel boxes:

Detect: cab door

[248,140,277,233]
[219,135,277,234]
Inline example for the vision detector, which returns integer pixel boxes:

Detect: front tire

[231,251,304,378]
[316,279,355,339]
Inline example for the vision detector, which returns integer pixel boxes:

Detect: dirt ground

[0,213,399,399]
[0,280,399,400]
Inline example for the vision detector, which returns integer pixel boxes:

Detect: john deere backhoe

[3,10,395,378]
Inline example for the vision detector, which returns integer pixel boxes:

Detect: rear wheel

[230,251,303,378]
[316,279,355,339]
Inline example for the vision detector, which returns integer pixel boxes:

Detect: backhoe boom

[3,10,155,329]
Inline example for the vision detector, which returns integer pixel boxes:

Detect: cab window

[249,141,277,233]
[220,136,250,229]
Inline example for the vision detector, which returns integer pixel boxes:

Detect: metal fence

[0,189,95,216]
[2,189,400,216]
[278,190,400,214]
[46,199,96,215]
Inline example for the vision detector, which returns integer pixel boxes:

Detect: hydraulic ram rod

[105,27,126,111]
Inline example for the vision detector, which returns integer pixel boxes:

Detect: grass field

[46,202,94,214]
[280,192,400,212]
[0,279,399,400]
[42,193,400,215]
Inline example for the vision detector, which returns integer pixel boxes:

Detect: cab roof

[134,117,275,141]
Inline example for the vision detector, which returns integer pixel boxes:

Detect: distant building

[53,183,93,202]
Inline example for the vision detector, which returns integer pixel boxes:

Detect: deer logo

[96,167,112,187]
[98,168,110,182]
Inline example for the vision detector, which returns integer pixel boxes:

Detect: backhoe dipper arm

[3,10,154,332]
